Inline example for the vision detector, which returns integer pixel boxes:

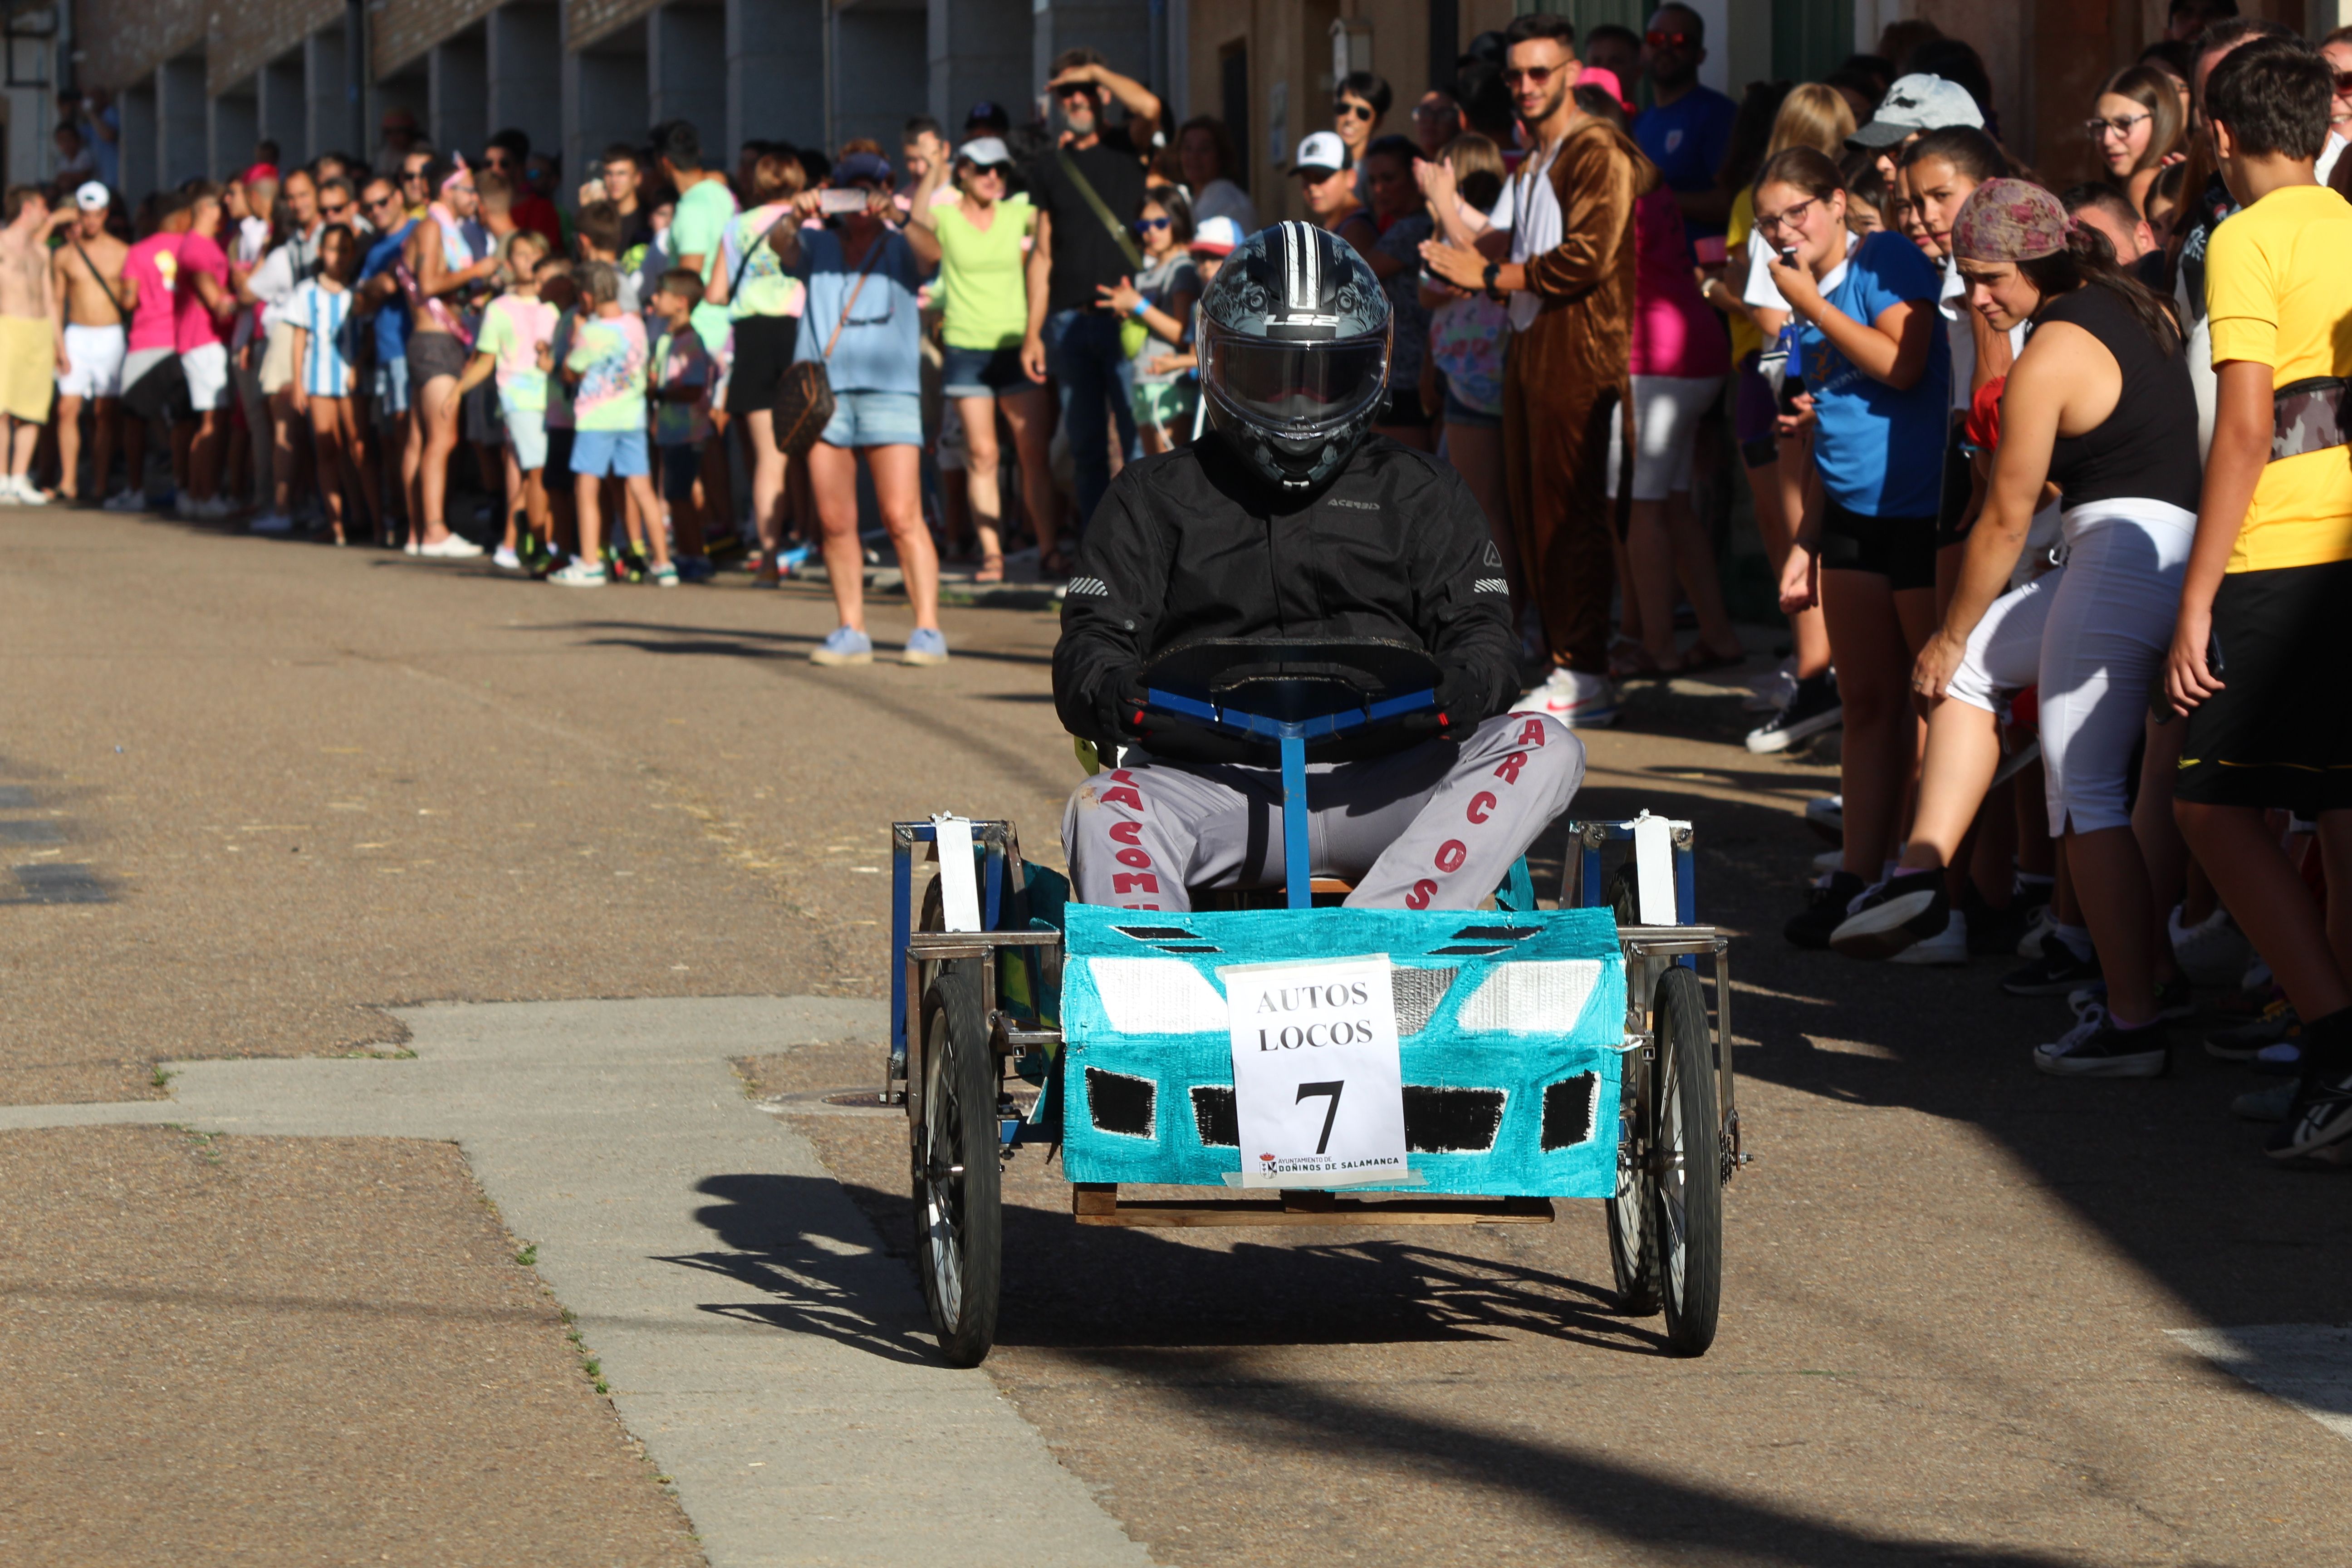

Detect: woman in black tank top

[1827,179,2202,1079]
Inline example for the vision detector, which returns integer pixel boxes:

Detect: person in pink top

[119,195,192,509]
[1580,75,1741,676]
[173,185,241,518]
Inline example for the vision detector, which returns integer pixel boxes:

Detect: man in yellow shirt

[2166,37,2352,1162]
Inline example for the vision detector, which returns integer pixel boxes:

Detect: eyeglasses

[401,170,427,184]
[1645,30,1694,49]
[1501,65,1558,87]
[368,193,402,211]
[320,203,351,218]
[1135,216,1171,231]
[1753,196,1818,237]
[1337,101,1375,121]
[2085,111,2151,141]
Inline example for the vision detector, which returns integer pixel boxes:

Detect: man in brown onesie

[1423,11,1651,728]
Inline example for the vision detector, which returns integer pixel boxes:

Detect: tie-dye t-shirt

[564,311,649,432]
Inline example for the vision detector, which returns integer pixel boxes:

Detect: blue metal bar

[890,835,912,1068]
[1581,842,1605,908]
[1280,732,1311,909]
[982,840,1005,931]
[1142,686,1436,743]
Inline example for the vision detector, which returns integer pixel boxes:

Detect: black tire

[1607,1035,1661,1317]
[1651,965,1723,1356]
[914,959,1002,1366]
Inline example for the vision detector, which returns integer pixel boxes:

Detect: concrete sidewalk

[0,996,1152,1568]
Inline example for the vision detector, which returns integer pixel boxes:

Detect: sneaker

[2206,999,2299,1061]
[2067,974,2195,1021]
[547,558,608,587]
[1785,871,1870,950]
[418,534,485,559]
[250,511,294,534]
[404,539,422,556]
[2034,1003,2169,1078]
[809,626,873,666]
[1744,659,1798,713]
[673,553,715,583]
[2003,931,2100,997]
[1803,795,1843,844]
[2234,1080,2298,1122]
[492,545,523,570]
[1829,868,1949,959]
[1891,906,1970,966]
[102,489,145,512]
[1522,668,1618,728]
[901,626,950,666]
[2254,1040,2305,1077]
[10,475,50,504]
[1745,672,1841,754]
[2169,905,2253,987]
[649,562,680,587]
[2012,903,2057,960]
[2267,1068,2352,1160]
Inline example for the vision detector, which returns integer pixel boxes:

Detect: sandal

[974,554,1006,584]
[1039,544,1075,580]
[1609,642,1665,681]
[1669,644,1749,677]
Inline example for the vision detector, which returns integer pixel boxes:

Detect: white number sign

[1221,956,1407,1188]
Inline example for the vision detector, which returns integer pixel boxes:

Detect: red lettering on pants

[1116,847,1152,869]
[1405,878,1437,910]
[1517,718,1548,748]
[1466,790,1497,825]
[1109,820,1144,845]
[1100,786,1144,810]
[1434,839,1466,873]
[1493,751,1527,785]
[1113,872,1161,894]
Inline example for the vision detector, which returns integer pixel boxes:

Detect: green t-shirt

[669,176,740,356]
[564,314,649,432]
[935,196,1034,352]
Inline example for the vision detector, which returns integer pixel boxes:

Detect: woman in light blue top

[286,226,377,547]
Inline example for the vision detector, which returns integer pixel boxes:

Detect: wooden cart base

[1072,1182,1556,1227]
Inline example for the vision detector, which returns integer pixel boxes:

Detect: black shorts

[461,380,504,445]
[2176,559,2352,813]
[725,314,798,416]
[544,425,575,479]
[407,330,469,385]
[1818,498,1936,591]
[1933,416,1972,549]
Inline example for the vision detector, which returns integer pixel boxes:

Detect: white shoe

[492,545,522,570]
[102,490,146,512]
[418,534,485,559]
[548,558,608,587]
[2015,904,2056,960]
[2169,904,2251,987]
[1520,668,1618,728]
[1890,906,1969,965]
[404,539,421,555]
[250,512,294,534]
[10,476,49,505]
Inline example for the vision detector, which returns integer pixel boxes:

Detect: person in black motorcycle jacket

[1053,221,1584,912]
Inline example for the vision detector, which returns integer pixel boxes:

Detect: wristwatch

[1482,260,1503,300]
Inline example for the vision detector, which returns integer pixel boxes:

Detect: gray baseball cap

[1848,73,1986,148]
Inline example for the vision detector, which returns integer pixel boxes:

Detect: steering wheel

[1141,637,1441,740]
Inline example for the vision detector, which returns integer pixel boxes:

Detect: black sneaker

[1785,871,1869,950]
[1828,868,1949,959]
[1746,673,1842,755]
[1963,895,2033,957]
[2206,1000,2298,1060]
[2033,1004,2169,1078]
[2002,932,2100,997]
[2067,973,2195,1022]
[2267,1068,2352,1160]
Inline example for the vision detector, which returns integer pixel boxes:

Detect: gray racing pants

[1063,712,1584,911]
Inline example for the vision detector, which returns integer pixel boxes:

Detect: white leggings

[1944,498,2195,835]
[1607,374,1723,501]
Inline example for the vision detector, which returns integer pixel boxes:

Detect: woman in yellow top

[909,137,1057,584]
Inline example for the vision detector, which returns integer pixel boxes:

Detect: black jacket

[1054,433,1519,762]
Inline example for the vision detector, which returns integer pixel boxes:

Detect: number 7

[1295,1080,1344,1155]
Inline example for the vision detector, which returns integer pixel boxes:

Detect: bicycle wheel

[1607,1022,1661,1316]
[913,959,1002,1366]
[1651,964,1722,1356]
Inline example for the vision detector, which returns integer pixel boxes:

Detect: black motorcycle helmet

[1197,220,1392,491]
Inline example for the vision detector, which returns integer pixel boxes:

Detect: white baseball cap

[1190,215,1245,257]
[1849,74,1986,147]
[1292,130,1348,176]
[74,181,109,211]
[955,137,1014,169]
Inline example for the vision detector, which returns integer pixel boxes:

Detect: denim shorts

[819,389,924,449]
[502,403,549,471]
[1442,387,1501,431]
[660,442,701,502]
[569,427,650,478]
[373,356,410,418]
[939,344,1027,399]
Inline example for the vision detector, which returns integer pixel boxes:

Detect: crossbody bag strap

[818,236,890,362]
[729,209,795,300]
[1058,149,1144,271]
[72,237,129,327]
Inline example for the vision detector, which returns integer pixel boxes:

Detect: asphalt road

[5,508,2347,1563]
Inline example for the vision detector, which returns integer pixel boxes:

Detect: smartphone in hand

[818,189,869,216]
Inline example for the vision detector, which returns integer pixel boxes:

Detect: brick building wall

[564,0,666,53]
[374,0,504,76]
[212,0,345,93]
[75,0,203,95]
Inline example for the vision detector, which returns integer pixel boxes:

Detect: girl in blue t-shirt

[1756,147,1952,946]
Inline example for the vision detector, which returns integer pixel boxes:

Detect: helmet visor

[1206,327,1391,434]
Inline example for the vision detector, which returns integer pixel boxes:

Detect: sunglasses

[320,202,351,218]
[1135,216,1170,231]
[1501,65,1558,87]
[2336,70,2352,93]
[1337,101,1375,121]
[401,170,427,183]
[1646,30,1694,49]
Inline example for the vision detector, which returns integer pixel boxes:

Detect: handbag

[771,235,887,460]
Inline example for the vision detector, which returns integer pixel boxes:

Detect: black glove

[1095,668,1152,742]
[1400,666,1478,737]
